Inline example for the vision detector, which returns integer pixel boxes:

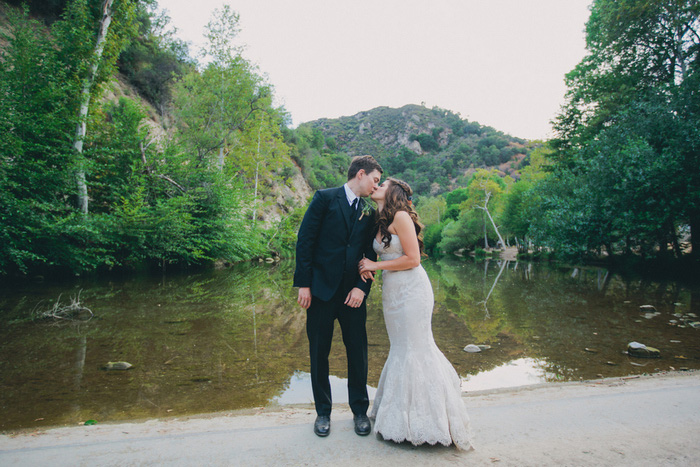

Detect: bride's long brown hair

[377,178,424,254]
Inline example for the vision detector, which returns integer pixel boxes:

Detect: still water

[1,259,699,431]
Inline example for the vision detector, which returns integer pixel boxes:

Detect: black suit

[294,186,377,416]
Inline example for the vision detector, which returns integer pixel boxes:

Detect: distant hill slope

[301,104,532,195]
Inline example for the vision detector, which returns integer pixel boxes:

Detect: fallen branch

[33,290,93,322]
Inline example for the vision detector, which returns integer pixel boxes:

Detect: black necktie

[350,198,358,227]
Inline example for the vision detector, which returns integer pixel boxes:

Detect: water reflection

[462,358,548,391]
[1,259,699,431]
[272,371,378,405]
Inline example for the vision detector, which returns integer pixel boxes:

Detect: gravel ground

[1,371,699,466]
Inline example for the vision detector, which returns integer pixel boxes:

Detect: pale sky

[162,0,593,141]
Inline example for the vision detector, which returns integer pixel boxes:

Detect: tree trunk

[478,191,505,250]
[604,241,613,262]
[690,211,700,258]
[671,229,682,258]
[252,116,262,223]
[73,0,114,215]
[217,147,225,170]
[483,206,505,249]
[482,213,489,249]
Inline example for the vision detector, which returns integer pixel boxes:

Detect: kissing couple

[294,155,472,450]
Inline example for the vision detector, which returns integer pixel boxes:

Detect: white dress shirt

[343,183,359,207]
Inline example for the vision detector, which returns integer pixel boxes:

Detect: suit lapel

[337,188,353,232]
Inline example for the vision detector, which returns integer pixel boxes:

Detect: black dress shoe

[314,415,331,437]
[353,414,371,436]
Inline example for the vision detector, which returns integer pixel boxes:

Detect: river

[1,258,698,430]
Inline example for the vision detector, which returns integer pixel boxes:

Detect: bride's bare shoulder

[388,211,413,235]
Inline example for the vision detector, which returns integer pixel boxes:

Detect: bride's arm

[359,211,420,273]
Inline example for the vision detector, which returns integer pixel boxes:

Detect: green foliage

[265,204,308,256]
[410,133,439,152]
[4,0,69,23]
[0,3,300,277]
[444,187,470,207]
[539,0,700,262]
[501,180,536,241]
[0,7,77,274]
[532,98,690,261]
[436,210,494,254]
[416,196,447,226]
[423,221,446,255]
[172,59,269,166]
[286,126,350,190]
[52,0,138,95]
[117,2,193,112]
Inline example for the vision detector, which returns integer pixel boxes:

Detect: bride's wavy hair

[377,178,424,254]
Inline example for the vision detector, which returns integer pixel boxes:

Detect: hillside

[0,1,311,226]
[0,0,317,276]
[300,104,532,195]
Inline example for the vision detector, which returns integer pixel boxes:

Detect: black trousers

[306,286,369,417]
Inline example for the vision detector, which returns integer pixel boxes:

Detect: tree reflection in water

[476,259,508,318]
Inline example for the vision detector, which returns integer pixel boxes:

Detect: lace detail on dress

[370,235,473,450]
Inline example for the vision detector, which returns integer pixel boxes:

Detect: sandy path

[1,371,699,466]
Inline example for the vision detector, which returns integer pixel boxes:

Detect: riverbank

[1,371,699,466]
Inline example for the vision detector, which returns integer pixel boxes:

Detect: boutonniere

[358,200,374,221]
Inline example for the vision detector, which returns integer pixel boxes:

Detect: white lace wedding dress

[370,235,473,450]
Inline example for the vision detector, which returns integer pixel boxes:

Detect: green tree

[52,0,138,214]
[232,110,291,223]
[545,0,700,261]
[0,2,289,276]
[118,1,194,113]
[416,196,447,226]
[0,8,75,273]
[462,169,511,249]
[501,143,552,249]
[172,5,270,170]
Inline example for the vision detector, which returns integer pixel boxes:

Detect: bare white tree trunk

[217,147,225,170]
[252,115,262,223]
[74,0,114,215]
[483,215,489,249]
[476,191,506,250]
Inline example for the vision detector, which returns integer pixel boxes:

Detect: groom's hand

[344,288,365,308]
[297,287,312,309]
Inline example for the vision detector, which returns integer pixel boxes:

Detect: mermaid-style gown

[370,235,472,450]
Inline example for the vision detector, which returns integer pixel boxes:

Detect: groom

[294,155,383,438]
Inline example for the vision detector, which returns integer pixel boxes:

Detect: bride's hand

[359,257,377,273]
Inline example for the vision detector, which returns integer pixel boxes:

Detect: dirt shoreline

[2,371,699,466]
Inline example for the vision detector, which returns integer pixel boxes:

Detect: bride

[359,178,473,450]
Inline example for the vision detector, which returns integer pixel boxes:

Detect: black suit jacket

[294,187,377,302]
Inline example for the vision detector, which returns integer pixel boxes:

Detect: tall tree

[0,8,75,273]
[73,0,114,214]
[547,0,700,259]
[173,6,270,170]
[53,0,137,214]
[556,0,700,153]
[232,110,290,224]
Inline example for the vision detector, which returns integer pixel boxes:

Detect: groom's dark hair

[347,155,383,180]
